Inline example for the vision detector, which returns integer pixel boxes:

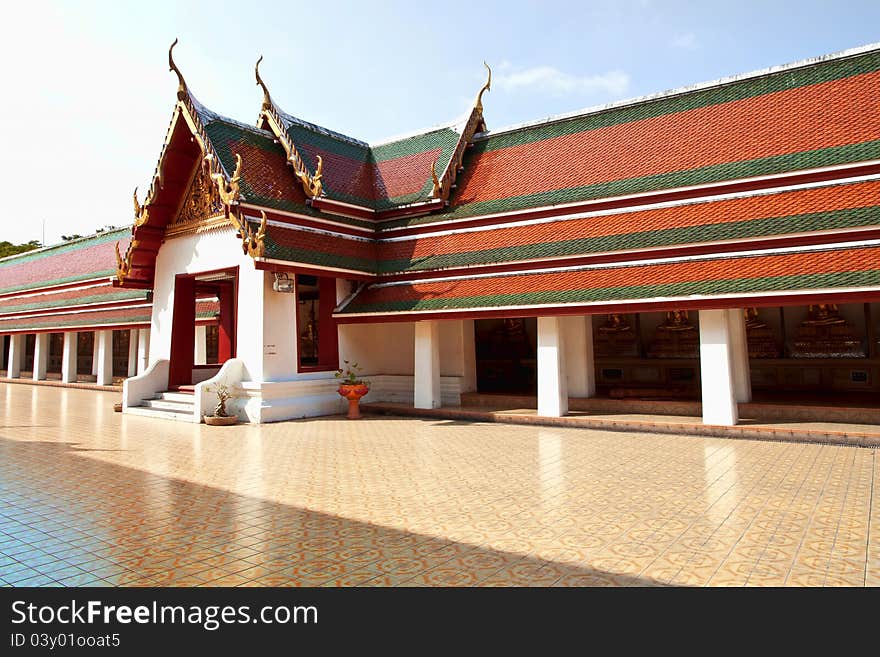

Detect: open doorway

[168,267,238,389]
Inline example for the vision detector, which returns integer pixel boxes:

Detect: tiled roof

[262,223,377,274]
[0,286,146,316]
[376,179,880,274]
[278,111,460,210]
[339,243,880,315]
[0,229,131,295]
[0,305,152,333]
[379,48,880,229]
[0,298,216,334]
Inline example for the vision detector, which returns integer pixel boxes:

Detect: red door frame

[296,275,339,373]
[168,267,238,389]
[168,274,196,389]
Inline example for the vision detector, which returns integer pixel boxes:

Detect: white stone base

[235,374,464,424]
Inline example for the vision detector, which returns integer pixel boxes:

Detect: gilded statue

[804,303,846,326]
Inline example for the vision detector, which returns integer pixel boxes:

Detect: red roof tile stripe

[0,305,152,333]
[374,148,443,200]
[0,285,146,316]
[297,144,376,204]
[452,70,880,212]
[263,224,377,273]
[377,179,880,269]
[0,230,130,295]
[342,244,880,314]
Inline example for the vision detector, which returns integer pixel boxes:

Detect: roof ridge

[193,95,272,139]
[474,41,880,142]
[278,109,369,148]
[368,117,465,149]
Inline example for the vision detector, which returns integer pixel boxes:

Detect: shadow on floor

[0,436,666,588]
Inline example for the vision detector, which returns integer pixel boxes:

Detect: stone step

[125,405,199,423]
[143,398,195,412]
[157,391,195,404]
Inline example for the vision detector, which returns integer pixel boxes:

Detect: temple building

[3,42,880,427]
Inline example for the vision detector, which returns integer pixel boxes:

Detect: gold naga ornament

[207,154,268,258]
[114,240,138,283]
[430,62,491,201]
[168,38,188,100]
[115,189,150,283]
[254,56,324,199]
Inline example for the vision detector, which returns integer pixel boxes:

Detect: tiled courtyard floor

[1,383,878,587]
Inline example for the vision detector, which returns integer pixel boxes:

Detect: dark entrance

[22,334,35,375]
[474,318,537,394]
[76,332,94,378]
[47,333,64,378]
[168,268,237,389]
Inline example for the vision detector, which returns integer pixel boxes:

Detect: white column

[461,319,477,393]
[127,329,139,377]
[61,332,78,383]
[7,334,23,378]
[194,325,207,366]
[137,328,150,375]
[728,309,752,403]
[95,330,113,386]
[33,333,48,381]
[91,332,99,375]
[414,321,441,409]
[537,316,568,417]
[562,315,596,398]
[699,309,738,426]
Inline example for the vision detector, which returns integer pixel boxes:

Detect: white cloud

[671,32,699,50]
[494,66,630,98]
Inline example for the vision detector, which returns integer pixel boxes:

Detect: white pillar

[7,334,23,378]
[728,309,752,403]
[537,316,568,417]
[414,321,441,409]
[194,325,207,366]
[33,333,48,381]
[562,316,595,398]
[127,329,139,377]
[137,328,150,375]
[96,330,113,386]
[699,309,738,426]
[461,319,477,393]
[61,332,77,383]
[91,332,99,375]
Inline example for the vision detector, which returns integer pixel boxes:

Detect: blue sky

[2,0,879,246]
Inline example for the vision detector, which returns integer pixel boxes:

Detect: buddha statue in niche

[595,313,638,357]
[791,303,864,358]
[648,310,699,359]
[744,308,780,358]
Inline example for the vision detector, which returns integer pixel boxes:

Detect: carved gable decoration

[172,161,225,229]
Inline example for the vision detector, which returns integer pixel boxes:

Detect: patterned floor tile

[2,383,879,588]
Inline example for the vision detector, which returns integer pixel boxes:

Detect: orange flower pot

[338,383,370,420]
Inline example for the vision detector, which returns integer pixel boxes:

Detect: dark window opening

[296,275,338,372]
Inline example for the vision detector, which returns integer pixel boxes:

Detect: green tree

[0,240,41,258]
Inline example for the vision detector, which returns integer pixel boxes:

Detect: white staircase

[125,391,199,423]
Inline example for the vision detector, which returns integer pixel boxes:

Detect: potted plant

[335,360,370,420]
[204,383,238,426]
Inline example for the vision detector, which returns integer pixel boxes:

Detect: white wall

[150,227,253,364]
[338,319,475,382]
[338,322,415,375]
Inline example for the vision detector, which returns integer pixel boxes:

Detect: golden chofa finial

[255,55,272,110]
[430,160,441,198]
[168,38,187,100]
[475,61,491,113]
